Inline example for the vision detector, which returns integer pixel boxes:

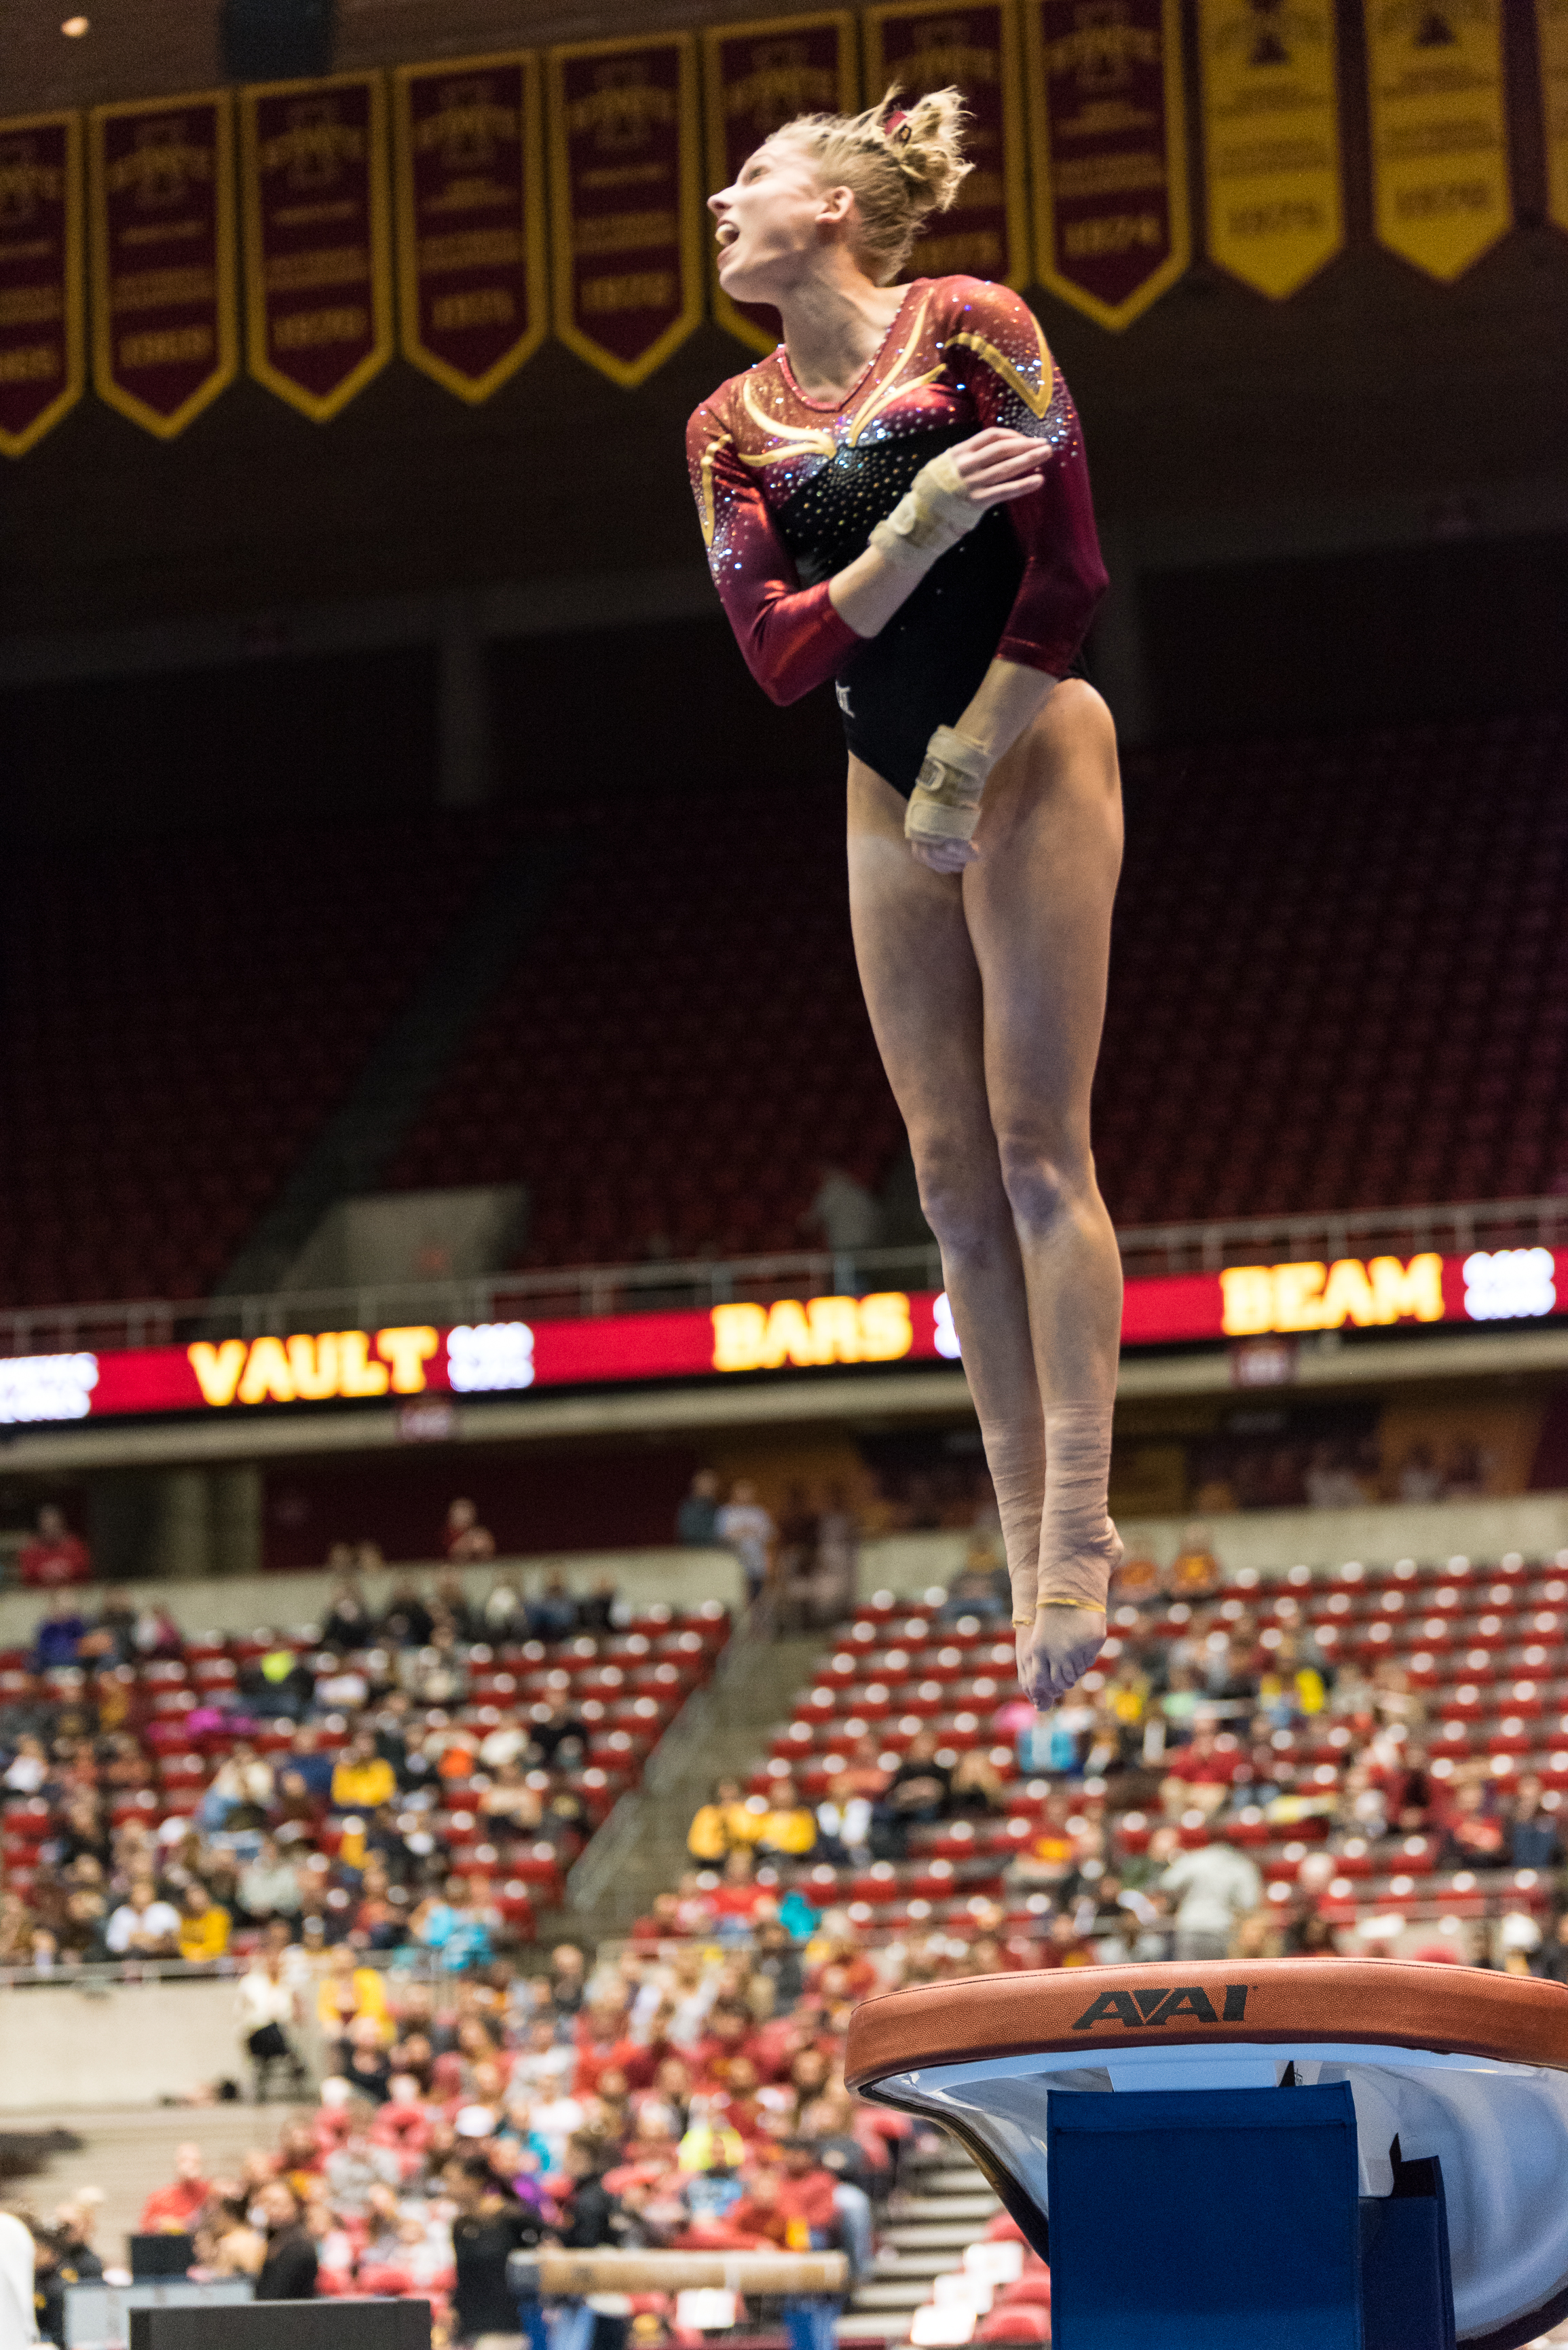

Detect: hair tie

[882,108,912,143]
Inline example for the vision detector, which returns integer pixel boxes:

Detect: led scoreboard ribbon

[0,1251,1560,1429]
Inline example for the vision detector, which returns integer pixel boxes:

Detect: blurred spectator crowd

[10,1925,935,2345]
[0,1557,729,1972]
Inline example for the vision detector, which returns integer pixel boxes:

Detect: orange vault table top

[846,1959,1568,2350]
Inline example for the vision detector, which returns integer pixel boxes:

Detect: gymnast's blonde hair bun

[776,84,973,283]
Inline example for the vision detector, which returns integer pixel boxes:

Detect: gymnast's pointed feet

[1018,1519,1122,1710]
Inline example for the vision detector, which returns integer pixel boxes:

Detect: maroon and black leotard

[686,274,1108,797]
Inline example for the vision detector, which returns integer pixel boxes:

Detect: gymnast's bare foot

[1016,1522,1123,1709]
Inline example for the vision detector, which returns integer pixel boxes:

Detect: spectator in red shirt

[1159,1721,1240,1818]
[442,1497,496,1564]
[18,1505,91,1590]
[140,2142,210,2233]
[707,1848,767,1928]
[772,2140,841,2244]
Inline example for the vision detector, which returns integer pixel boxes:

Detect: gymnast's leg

[846,762,1046,1636]
[965,680,1124,1700]
[846,680,1123,1704]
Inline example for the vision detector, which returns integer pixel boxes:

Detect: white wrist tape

[868,448,977,572]
[905,725,994,846]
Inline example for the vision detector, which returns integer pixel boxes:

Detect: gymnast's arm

[904,286,1110,869]
[686,404,1047,705]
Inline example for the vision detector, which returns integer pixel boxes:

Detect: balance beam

[510,2250,850,2296]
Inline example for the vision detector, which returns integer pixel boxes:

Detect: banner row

[1,1,1562,453]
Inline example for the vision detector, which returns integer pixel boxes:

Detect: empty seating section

[0,818,496,1310]
[1099,710,1568,1226]
[0,1602,729,1946]
[640,1557,1567,1949]
[8,708,1567,1313]
[386,786,903,1266]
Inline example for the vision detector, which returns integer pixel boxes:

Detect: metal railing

[1,1195,1563,1360]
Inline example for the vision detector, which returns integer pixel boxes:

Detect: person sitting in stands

[140,2143,210,2234]
[706,1850,768,1934]
[321,1573,374,1652]
[379,1579,434,1649]
[177,1883,231,1964]
[527,1573,578,1642]
[939,1537,1011,1623]
[688,1777,765,1863]
[331,1729,396,1814]
[31,1594,86,1671]
[1168,1526,1220,1599]
[18,1504,91,1589]
[758,1781,817,1860]
[443,1497,496,1564]
[106,1874,181,1958]
[1443,1778,1508,1869]
[873,1731,952,1857]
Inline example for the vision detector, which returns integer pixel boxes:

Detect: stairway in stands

[843,2139,1002,2342]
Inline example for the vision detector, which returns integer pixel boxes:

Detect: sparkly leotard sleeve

[686,275,1108,798]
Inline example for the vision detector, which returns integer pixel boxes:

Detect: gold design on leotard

[844,291,944,447]
[736,374,837,465]
[696,428,732,545]
[947,312,1055,420]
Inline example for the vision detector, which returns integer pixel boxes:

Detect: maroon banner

[1024,0,1191,329]
[241,71,393,421]
[703,14,857,354]
[548,35,703,388]
[863,1,1028,287]
[393,51,547,403]
[0,112,83,459]
[91,92,237,439]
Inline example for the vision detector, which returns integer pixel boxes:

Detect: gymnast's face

[709,134,856,304]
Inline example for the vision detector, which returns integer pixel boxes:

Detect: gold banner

[548,34,703,388]
[90,92,238,439]
[703,13,857,354]
[1197,0,1343,298]
[393,51,546,403]
[241,70,394,420]
[1024,0,1189,328]
[1366,0,1510,280]
[0,112,84,459]
[1540,0,1568,238]
[863,1,1028,287]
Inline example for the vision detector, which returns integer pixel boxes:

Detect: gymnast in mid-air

[688,87,1122,1706]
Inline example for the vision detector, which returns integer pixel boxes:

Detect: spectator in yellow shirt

[330,1731,396,1814]
[758,1781,816,1859]
[687,1776,766,1862]
[176,1884,231,1964]
[317,1942,391,2046]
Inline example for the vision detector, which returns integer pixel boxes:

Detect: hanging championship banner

[1365,0,1510,280]
[1196,0,1343,298]
[0,112,83,459]
[393,52,546,403]
[864,2,1028,285]
[548,35,703,388]
[90,93,237,439]
[1539,0,1568,238]
[1024,0,1189,328]
[240,71,394,420]
[703,14,856,354]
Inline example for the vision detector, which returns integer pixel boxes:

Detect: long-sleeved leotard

[686,274,1108,798]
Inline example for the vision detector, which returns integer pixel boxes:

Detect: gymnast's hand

[1015,1605,1106,1711]
[946,426,1049,511]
